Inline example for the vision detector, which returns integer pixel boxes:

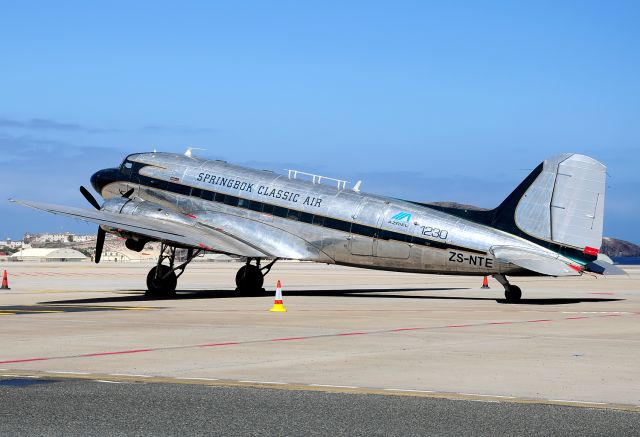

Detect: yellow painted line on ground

[49,305,155,311]
[29,290,124,293]
[107,307,154,311]
[0,370,638,413]
[5,310,65,313]
[0,312,15,315]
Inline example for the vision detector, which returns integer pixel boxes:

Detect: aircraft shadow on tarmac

[42,287,623,306]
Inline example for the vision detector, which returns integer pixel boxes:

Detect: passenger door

[349,198,385,256]
[374,205,412,259]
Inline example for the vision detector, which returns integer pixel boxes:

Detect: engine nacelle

[100,198,196,241]
[125,238,147,252]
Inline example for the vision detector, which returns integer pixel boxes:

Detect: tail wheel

[146,265,177,297]
[505,285,522,303]
[235,264,264,291]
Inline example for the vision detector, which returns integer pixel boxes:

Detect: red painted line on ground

[82,349,154,357]
[1,312,633,364]
[0,357,49,364]
[199,342,239,347]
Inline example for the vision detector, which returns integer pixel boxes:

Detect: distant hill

[429,202,488,211]
[601,237,640,257]
[427,202,640,257]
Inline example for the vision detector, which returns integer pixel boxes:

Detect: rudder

[497,153,606,252]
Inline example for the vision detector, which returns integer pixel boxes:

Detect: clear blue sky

[1,1,638,243]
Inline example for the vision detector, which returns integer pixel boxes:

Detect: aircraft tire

[146,265,177,297]
[505,285,522,303]
[235,265,264,292]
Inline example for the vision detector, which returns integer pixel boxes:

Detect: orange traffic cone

[1,270,10,290]
[269,280,287,312]
[481,275,490,289]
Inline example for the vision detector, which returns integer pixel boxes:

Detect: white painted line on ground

[383,388,435,393]
[309,384,359,389]
[96,380,123,384]
[238,380,287,385]
[572,401,609,405]
[459,393,516,398]
[178,377,220,381]
[109,373,153,378]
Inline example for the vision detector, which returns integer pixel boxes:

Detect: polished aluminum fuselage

[100,153,562,276]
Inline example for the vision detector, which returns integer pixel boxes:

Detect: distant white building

[10,248,88,262]
[72,235,95,243]
[100,248,157,263]
[24,232,76,244]
[0,239,23,249]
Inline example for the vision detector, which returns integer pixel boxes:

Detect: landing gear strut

[492,274,522,303]
[146,244,202,298]
[235,258,278,293]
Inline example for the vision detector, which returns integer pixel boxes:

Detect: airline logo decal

[388,211,412,227]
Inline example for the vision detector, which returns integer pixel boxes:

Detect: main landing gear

[145,247,277,297]
[235,258,278,293]
[492,274,522,303]
[146,244,203,298]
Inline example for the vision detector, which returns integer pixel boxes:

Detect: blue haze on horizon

[0,1,638,243]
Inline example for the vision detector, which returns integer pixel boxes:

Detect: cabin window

[299,212,313,224]
[262,204,274,215]
[248,201,263,212]
[273,206,288,218]
[287,210,300,221]
[224,195,239,206]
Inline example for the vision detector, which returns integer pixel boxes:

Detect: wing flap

[491,245,581,277]
[10,199,267,258]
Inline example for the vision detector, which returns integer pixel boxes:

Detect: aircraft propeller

[79,185,136,264]
[80,186,101,210]
[80,185,105,264]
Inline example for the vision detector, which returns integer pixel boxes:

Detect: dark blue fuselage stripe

[127,172,484,255]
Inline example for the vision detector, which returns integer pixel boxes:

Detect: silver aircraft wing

[11,199,268,258]
[490,245,581,277]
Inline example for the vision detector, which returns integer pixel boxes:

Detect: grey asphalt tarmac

[1,262,639,435]
[1,376,638,436]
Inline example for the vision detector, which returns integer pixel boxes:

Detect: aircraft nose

[90,168,119,195]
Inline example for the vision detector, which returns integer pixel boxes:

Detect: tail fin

[492,153,606,253]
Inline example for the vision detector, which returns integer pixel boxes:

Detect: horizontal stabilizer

[585,260,627,276]
[490,246,581,277]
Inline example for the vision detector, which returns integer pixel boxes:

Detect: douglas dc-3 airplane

[11,151,623,302]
